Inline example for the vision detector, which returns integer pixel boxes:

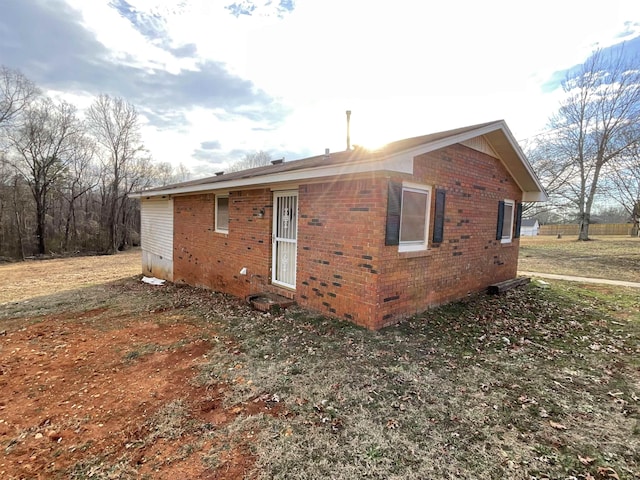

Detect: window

[497,199,515,243]
[400,186,430,248]
[215,194,229,233]
[385,181,432,251]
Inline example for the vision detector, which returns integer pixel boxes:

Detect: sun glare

[350,126,391,151]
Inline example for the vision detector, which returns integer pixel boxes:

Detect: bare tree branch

[0,66,39,130]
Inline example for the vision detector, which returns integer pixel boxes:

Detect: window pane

[217,197,229,231]
[400,190,428,243]
[502,203,513,239]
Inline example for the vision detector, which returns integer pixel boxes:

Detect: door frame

[271,190,298,289]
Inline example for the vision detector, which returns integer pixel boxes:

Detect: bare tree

[227,150,272,172]
[546,47,640,240]
[60,134,98,250]
[607,140,640,235]
[150,161,192,187]
[86,94,144,253]
[153,161,174,187]
[8,98,82,254]
[522,136,574,219]
[173,162,191,183]
[0,67,38,257]
[0,66,39,134]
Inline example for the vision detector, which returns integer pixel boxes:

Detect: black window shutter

[496,200,505,240]
[432,189,446,243]
[514,202,523,238]
[385,181,402,246]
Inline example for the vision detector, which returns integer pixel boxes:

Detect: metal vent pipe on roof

[346,110,351,150]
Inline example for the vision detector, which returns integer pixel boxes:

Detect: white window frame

[215,194,229,233]
[501,199,515,244]
[398,182,432,253]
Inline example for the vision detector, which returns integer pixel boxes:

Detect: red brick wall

[374,144,522,329]
[296,176,387,328]
[173,189,273,299]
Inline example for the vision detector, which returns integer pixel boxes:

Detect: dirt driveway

[0,251,261,479]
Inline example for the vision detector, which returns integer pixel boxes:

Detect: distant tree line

[0,66,190,260]
[524,47,640,238]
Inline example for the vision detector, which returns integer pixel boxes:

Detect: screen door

[272,190,298,288]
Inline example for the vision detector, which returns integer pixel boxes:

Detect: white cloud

[22,0,640,177]
[66,0,197,73]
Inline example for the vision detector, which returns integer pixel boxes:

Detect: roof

[521,218,540,227]
[131,120,547,202]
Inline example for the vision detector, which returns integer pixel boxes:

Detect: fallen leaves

[549,420,567,430]
[578,455,596,465]
[597,466,620,479]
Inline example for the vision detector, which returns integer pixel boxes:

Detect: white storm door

[272,190,298,289]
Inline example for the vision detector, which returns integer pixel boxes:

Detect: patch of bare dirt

[0,253,269,479]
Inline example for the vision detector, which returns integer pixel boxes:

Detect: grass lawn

[518,235,640,283]
[1,243,639,479]
[203,282,640,479]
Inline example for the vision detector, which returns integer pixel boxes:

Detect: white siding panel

[461,136,499,159]
[141,198,173,260]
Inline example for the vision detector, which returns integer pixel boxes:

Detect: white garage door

[141,197,173,279]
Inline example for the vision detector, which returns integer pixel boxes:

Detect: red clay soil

[0,308,262,479]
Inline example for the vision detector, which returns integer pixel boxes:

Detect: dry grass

[518,235,640,283]
[0,249,140,304]
[200,283,640,479]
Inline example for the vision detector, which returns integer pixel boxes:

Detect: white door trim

[272,190,298,289]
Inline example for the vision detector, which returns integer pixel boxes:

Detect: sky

[1,0,639,178]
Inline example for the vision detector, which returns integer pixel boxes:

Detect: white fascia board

[130,155,414,198]
[491,123,549,201]
[522,191,549,202]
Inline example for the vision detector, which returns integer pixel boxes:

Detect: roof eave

[130,154,414,198]
[522,191,548,202]
[130,120,548,202]
[381,120,547,202]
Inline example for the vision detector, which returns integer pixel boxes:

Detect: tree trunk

[0,198,5,255]
[578,213,591,241]
[12,182,25,261]
[119,196,131,251]
[63,205,72,251]
[106,171,120,254]
[35,192,46,255]
[109,199,118,254]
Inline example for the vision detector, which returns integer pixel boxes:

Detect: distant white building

[520,218,540,236]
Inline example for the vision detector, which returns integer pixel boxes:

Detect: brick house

[131,120,546,330]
